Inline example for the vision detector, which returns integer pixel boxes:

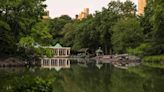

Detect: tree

[150,0,164,55]
[73,16,99,52]
[60,23,76,47]
[141,0,164,55]
[31,21,52,45]
[112,18,143,53]
[13,77,53,92]
[0,0,46,56]
[94,0,136,54]
[49,15,72,44]
[139,0,154,41]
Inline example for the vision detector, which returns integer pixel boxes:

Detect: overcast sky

[45,0,138,18]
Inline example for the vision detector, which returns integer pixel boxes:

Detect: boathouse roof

[54,43,62,48]
[34,43,70,49]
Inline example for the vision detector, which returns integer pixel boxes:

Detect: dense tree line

[0,0,47,57]
[50,1,137,54]
[0,0,163,61]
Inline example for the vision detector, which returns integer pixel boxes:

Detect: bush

[13,77,54,92]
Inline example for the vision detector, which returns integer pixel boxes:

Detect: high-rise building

[76,8,89,20]
[42,11,50,19]
[138,0,147,15]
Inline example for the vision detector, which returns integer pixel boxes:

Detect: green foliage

[34,47,45,57]
[60,22,79,47]
[1,0,163,60]
[139,0,164,56]
[0,61,164,92]
[0,20,15,56]
[44,0,137,55]
[94,1,125,54]
[44,48,54,58]
[112,18,143,53]
[150,1,164,55]
[18,37,36,60]
[31,21,52,45]
[19,37,34,48]
[58,0,137,54]
[0,0,46,56]
[142,55,164,63]
[33,47,54,58]
[49,15,72,44]
[13,77,54,92]
[0,20,11,30]
[127,43,151,57]
[143,62,164,69]
[95,1,136,54]
[72,17,99,51]
[139,0,153,39]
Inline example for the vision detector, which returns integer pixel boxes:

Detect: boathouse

[35,43,71,58]
[47,43,71,58]
[39,43,71,71]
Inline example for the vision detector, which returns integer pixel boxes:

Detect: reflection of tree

[0,68,26,92]
[110,68,144,92]
[54,64,113,92]
[0,64,164,92]
[127,66,164,92]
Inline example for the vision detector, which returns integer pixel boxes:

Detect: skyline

[45,0,138,18]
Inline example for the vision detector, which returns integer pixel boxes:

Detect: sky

[45,0,138,18]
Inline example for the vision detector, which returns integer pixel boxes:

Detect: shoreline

[0,57,27,67]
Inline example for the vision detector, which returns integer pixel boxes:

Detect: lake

[0,58,164,92]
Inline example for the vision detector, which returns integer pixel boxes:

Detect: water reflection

[0,58,164,92]
[41,58,70,71]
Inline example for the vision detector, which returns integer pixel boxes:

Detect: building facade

[43,43,71,58]
[76,8,89,20]
[138,0,147,15]
[42,11,50,19]
[39,43,71,70]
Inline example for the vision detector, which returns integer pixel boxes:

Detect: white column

[53,49,56,56]
[48,59,51,66]
[65,49,67,56]
[41,59,43,67]
[62,49,63,56]
[68,49,70,55]
[57,49,59,56]
[49,59,51,66]
[57,58,59,66]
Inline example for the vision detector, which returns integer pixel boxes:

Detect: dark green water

[0,59,164,92]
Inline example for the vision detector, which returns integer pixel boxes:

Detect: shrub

[13,77,54,92]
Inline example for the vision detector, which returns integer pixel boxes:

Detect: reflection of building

[42,11,50,19]
[76,8,89,20]
[96,63,103,69]
[41,58,70,71]
[38,43,71,71]
[138,0,147,15]
[96,47,104,56]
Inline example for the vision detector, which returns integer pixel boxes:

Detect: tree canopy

[0,0,163,59]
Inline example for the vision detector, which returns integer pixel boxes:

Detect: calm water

[0,58,164,92]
